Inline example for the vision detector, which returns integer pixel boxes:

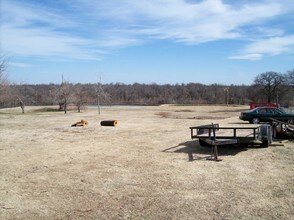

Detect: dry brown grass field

[0,105,293,219]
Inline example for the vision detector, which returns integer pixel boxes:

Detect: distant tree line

[1,78,293,108]
[0,56,293,112]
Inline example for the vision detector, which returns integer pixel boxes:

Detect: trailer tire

[199,139,210,147]
[261,139,269,148]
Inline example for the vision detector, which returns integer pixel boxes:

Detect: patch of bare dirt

[156,110,227,120]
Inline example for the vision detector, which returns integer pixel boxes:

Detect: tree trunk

[64,102,67,114]
[17,96,25,113]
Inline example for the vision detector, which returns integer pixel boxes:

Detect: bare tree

[286,70,294,87]
[94,76,110,115]
[0,55,13,108]
[254,71,285,103]
[16,96,25,113]
[59,76,73,114]
[73,84,86,113]
[0,56,8,79]
[283,70,294,106]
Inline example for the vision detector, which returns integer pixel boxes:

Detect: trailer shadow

[162,140,251,161]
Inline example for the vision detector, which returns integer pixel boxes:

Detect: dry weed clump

[156,111,172,118]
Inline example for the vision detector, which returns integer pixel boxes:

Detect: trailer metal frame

[189,123,272,161]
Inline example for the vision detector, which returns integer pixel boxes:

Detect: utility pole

[95,75,102,115]
[224,87,229,106]
[95,74,110,115]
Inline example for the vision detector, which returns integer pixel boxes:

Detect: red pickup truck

[249,102,279,109]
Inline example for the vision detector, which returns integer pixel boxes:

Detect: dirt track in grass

[0,105,293,219]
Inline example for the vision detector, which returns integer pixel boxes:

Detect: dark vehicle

[239,107,294,124]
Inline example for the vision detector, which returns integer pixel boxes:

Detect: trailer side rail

[190,125,260,140]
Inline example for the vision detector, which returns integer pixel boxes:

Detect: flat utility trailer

[189,124,272,161]
[190,124,272,148]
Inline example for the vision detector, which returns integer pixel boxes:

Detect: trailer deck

[189,119,293,161]
[189,124,273,161]
[190,124,272,148]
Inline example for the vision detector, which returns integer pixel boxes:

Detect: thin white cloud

[245,36,294,55]
[1,0,294,61]
[79,0,285,43]
[229,36,294,60]
[228,53,263,61]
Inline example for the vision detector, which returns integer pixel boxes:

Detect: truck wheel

[252,117,260,124]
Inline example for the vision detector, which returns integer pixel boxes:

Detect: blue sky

[1,0,294,85]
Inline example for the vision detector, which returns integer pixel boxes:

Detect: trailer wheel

[199,139,210,147]
[261,139,269,148]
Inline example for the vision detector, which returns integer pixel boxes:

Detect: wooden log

[100,120,118,127]
[71,120,88,127]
